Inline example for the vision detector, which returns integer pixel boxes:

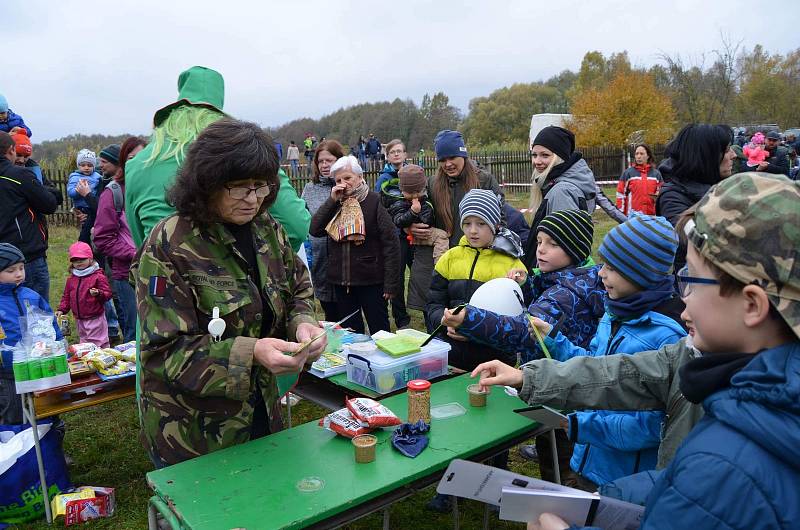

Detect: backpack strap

[107,181,124,213]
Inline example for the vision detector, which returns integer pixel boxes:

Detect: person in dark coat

[757,130,790,176]
[656,124,735,272]
[0,132,58,303]
[309,156,400,334]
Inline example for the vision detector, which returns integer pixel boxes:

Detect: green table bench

[147,373,547,529]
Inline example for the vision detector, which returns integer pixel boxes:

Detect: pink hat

[68,242,93,260]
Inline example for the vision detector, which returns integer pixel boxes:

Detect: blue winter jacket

[375,162,403,192]
[639,341,800,529]
[67,170,102,210]
[544,301,686,486]
[458,264,605,363]
[0,283,63,373]
[0,109,32,137]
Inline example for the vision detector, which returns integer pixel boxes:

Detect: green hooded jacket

[125,66,309,250]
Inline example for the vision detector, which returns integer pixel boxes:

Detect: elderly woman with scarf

[309,156,399,334]
[301,139,344,320]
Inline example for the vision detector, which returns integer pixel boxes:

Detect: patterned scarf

[325,179,369,245]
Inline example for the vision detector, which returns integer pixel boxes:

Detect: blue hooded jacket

[640,342,800,529]
[67,170,102,210]
[543,300,686,486]
[0,283,63,373]
[458,263,606,363]
[0,109,32,137]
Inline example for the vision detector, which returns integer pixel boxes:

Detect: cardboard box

[59,487,115,526]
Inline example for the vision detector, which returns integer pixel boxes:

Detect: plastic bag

[318,408,373,438]
[346,398,401,428]
[0,421,71,524]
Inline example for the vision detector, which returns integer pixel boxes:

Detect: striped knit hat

[537,209,594,265]
[598,213,678,289]
[459,189,501,233]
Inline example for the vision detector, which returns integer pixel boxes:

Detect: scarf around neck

[605,276,675,320]
[678,352,755,403]
[72,262,100,277]
[325,179,369,245]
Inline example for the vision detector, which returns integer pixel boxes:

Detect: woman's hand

[76,179,92,197]
[409,222,431,238]
[528,317,552,336]
[441,307,465,328]
[470,360,523,390]
[253,337,309,375]
[446,327,468,341]
[508,268,528,285]
[296,322,327,362]
[330,184,347,201]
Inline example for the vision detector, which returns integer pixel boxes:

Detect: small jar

[407,379,431,424]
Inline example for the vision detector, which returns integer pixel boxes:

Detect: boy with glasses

[472,173,800,528]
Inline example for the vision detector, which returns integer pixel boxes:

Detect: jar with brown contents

[407,379,431,424]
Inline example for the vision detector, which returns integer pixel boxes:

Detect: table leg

[482,502,490,530]
[452,496,459,530]
[549,429,561,485]
[286,395,293,429]
[22,393,54,524]
[382,507,390,530]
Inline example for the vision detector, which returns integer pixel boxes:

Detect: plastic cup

[352,434,377,463]
[467,384,490,407]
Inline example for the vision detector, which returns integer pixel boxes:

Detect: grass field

[17,196,617,530]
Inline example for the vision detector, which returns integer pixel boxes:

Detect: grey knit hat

[0,243,25,272]
[459,189,501,233]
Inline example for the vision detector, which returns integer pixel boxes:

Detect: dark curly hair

[168,118,280,223]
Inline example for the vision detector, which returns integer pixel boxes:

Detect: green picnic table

[146,373,546,529]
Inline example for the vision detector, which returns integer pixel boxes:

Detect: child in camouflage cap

[472,172,800,529]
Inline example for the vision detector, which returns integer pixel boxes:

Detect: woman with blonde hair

[522,126,597,271]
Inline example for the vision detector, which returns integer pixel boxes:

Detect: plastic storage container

[346,339,450,394]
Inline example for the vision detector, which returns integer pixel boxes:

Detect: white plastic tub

[346,339,450,394]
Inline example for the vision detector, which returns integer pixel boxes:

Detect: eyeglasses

[224,184,273,200]
[676,266,719,298]
[388,149,406,155]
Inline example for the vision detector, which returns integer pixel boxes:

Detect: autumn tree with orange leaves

[568,71,676,147]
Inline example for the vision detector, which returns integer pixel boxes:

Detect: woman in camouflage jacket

[132,119,325,467]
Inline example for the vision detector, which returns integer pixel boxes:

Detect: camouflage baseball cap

[690,172,800,338]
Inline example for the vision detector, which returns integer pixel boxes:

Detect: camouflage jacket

[132,213,316,466]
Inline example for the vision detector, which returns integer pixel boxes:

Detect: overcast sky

[4,0,794,141]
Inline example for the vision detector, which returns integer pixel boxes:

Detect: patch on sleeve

[149,275,168,298]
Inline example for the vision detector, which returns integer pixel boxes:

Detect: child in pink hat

[56,242,113,347]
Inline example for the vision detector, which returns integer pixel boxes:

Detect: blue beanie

[598,213,678,289]
[459,189,501,233]
[434,130,468,160]
[0,94,7,113]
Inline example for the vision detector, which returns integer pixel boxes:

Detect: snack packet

[319,407,373,438]
[68,343,98,359]
[346,398,401,428]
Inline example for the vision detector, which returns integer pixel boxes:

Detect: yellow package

[97,361,129,376]
[86,352,116,370]
[51,488,96,517]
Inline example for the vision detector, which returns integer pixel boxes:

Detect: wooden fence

[42,145,665,225]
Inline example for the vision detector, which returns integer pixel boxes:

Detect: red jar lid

[407,379,431,391]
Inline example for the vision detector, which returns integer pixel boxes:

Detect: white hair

[330,155,363,177]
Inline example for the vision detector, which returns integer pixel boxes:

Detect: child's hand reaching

[507,268,528,285]
[441,307,466,328]
[470,360,523,390]
[410,198,422,213]
[89,287,100,297]
[76,179,92,197]
[528,316,552,336]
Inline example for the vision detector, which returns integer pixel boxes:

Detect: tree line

[33,40,798,165]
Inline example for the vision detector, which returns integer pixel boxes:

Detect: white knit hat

[76,148,96,167]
